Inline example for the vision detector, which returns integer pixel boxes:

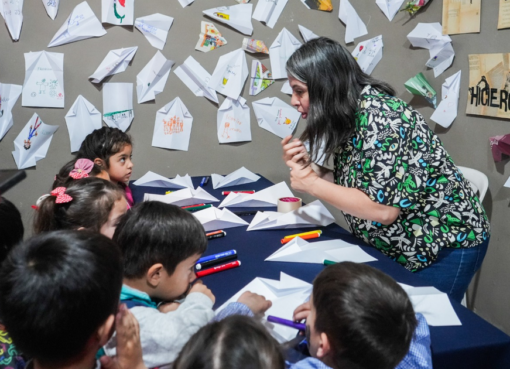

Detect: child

[34,177,127,239]
[76,127,134,207]
[106,201,272,368]
[0,230,145,369]
[52,158,110,189]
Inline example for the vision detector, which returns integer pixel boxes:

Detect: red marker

[196,260,241,277]
[182,203,205,209]
[222,190,256,195]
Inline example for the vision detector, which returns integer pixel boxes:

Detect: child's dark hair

[0,230,123,365]
[34,177,124,234]
[0,197,24,263]
[174,315,285,369]
[312,262,417,369]
[52,158,105,189]
[113,201,207,278]
[77,126,132,169]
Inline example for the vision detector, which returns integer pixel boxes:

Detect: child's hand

[190,279,216,304]
[293,301,311,321]
[158,302,180,313]
[237,291,272,315]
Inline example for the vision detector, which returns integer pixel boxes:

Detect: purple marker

[267,316,306,331]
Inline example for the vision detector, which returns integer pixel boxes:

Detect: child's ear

[316,332,332,360]
[94,158,106,168]
[147,264,164,288]
[96,314,116,346]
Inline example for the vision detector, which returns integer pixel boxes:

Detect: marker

[222,190,256,195]
[182,203,206,209]
[281,233,321,244]
[323,259,337,266]
[206,230,227,240]
[196,260,241,277]
[233,211,258,216]
[267,316,306,331]
[203,177,209,185]
[200,177,208,187]
[165,191,173,195]
[197,250,237,264]
[184,204,212,212]
[284,230,323,239]
[196,253,237,270]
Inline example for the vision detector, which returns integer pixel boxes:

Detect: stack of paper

[196,22,227,52]
[0,0,23,41]
[298,25,319,42]
[152,97,193,151]
[217,97,251,143]
[219,181,293,208]
[247,200,335,231]
[136,51,174,104]
[430,71,461,128]
[0,83,22,140]
[253,97,300,138]
[216,272,312,342]
[103,83,133,132]
[133,171,194,189]
[192,206,248,232]
[253,0,288,29]
[42,0,59,20]
[89,47,138,83]
[144,187,219,207]
[174,56,218,104]
[376,0,405,21]
[266,237,377,264]
[209,48,248,100]
[211,167,260,189]
[102,0,134,25]
[65,95,102,153]
[338,0,367,44]
[135,14,174,50]
[203,4,253,35]
[269,28,302,79]
[352,35,383,75]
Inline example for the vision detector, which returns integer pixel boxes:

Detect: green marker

[323,259,337,266]
[185,204,212,212]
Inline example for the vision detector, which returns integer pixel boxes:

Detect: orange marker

[196,260,241,277]
[281,233,321,244]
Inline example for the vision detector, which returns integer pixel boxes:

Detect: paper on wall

[253,97,300,138]
[269,28,302,79]
[0,83,22,141]
[136,51,174,103]
[22,51,64,108]
[0,0,23,41]
[253,0,288,29]
[300,0,333,12]
[89,46,138,84]
[298,24,319,42]
[430,70,461,128]
[351,35,383,75]
[135,13,174,50]
[102,0,134,26]
[196,21,227,52]
[217,97,251,143]
[152,97,192,151]
[338,0,367,44]
[42,0,59,20]
[203,4,253,35]
[174,56,218,104]
[375,0,405,21]
[250,60,275,96]
[65,95,102,152]
[209,48,248,100]
[242,38,269,54]
[103,83,133,132]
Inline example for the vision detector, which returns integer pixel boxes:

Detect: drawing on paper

[163,116,184,135]
[104,109,133,124]
[113,0,126,23]
[196,22,227,52]
[221,113,243,140]
[24,116,41,150]
[214,12,230,20]
[304,0,333,11]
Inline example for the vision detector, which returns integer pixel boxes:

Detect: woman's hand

[282,135,308,164]
[287,156,320,194]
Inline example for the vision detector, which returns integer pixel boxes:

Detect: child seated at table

[34,177,127,239]
[51,158,110,189]
[76,127,134,207]
[105,201,272,368]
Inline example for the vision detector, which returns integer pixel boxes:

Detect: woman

[282,37,490,303]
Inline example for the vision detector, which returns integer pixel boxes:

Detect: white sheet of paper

[48,1,106,47]
[217,97,251,143]
[102,0,134,25]
[192,206,249,232]
[133,171,193,188]
[253,0,288,29]
[216,272,312,342]
[504,176,510,188]
[195,21,227,53]
[89,46,138,83]
[203,4,253,36]
[209,48,248,100]
[253,97,300,138]
[0,83,22,140]
[298,24,319,42]
[135,13,174,50]
[338,0,367,44]
[178,0,194,7]
[103,83,133,132]
[144,187,219,207]
[65,95,102,152]
[426,42,455,78]
[0,0,23,41]
[174,56,218,104]
[376,0,405,21]
[22,51,64,108]
[351,35,383,75]
[266,237,377,264]
[220,181,293,207]
[269,28,302,79]
[431,70,461,128]
[211,167,260,189]
[247,200,335,231]
[250,60,274,96]
[281,80,292,95]
[42,0,59,20]
[152,97,192,151]
[137,51,174,104]
[12,113,59,169]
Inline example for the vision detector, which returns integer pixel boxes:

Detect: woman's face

[289,76,310,119]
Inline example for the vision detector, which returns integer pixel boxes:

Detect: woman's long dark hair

[286,37,396,164]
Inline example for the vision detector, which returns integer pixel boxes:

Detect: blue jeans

[415,237,490,303]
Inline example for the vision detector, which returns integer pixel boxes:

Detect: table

[131,176,510,369]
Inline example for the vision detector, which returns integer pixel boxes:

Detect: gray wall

[0,1,508,334]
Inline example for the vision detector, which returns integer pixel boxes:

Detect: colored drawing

[113,0,125,23]
[196,22,227,52]
[304,0,333,11]
[214,12,230,20]
[163,116,184,135]
[24,116,41,150]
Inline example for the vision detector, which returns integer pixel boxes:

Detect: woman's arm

[282,136,334,181]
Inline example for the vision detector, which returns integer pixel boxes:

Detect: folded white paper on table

[0,0,23,41]
[431,70,461,128]
[253,97,300,138]
[42,0,59,20]
[174,56,218,104]
[211,167,260,189]
[48,1,106,47]
[400,284,462,326]
[220,181,293,208]
[65,95,102,153]
[193,207,249,232]
[203,4,253,35]
[102,0,134,25]
[298,24,319,42]
[134,171,194,189]
[216,272,312,342]
[376,0,405,21]
[103,83,133,132]
[266,237,377,264]
[248,200,335,231]
[209,48,248,100]
[0,83,22,140]
[144,187,219,207]
[250,60,274,96]
[12,113,59,169]
[281,80,292,95]
[352,35,383,75]
[217,97,251,143]
[196,21,227,53]
[152,97,192,151]
[253,0,288,29]
[338,0,367,44]
[89,46,138,83]
[22,51,64,108]
[269,28,302,79]
[137,51,174,103]
[135,13,173,50]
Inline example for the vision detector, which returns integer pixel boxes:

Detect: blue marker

[200,176,209,187]
[197,250,237,264]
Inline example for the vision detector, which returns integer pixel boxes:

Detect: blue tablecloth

[130,176,510,369]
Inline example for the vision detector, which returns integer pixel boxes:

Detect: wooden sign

[442,0,481,35]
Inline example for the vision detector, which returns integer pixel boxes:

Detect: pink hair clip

[50,187,73,204]
[69,159,94,180]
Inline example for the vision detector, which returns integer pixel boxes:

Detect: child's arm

[395,313,432,369]
[214,291,272,321]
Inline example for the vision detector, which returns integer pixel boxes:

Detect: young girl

[76,127,134,207]
[52,158,110,189]
[34,177,127,239]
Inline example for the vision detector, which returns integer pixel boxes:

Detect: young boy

[108,201,272,368]
[0,230,145,369]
